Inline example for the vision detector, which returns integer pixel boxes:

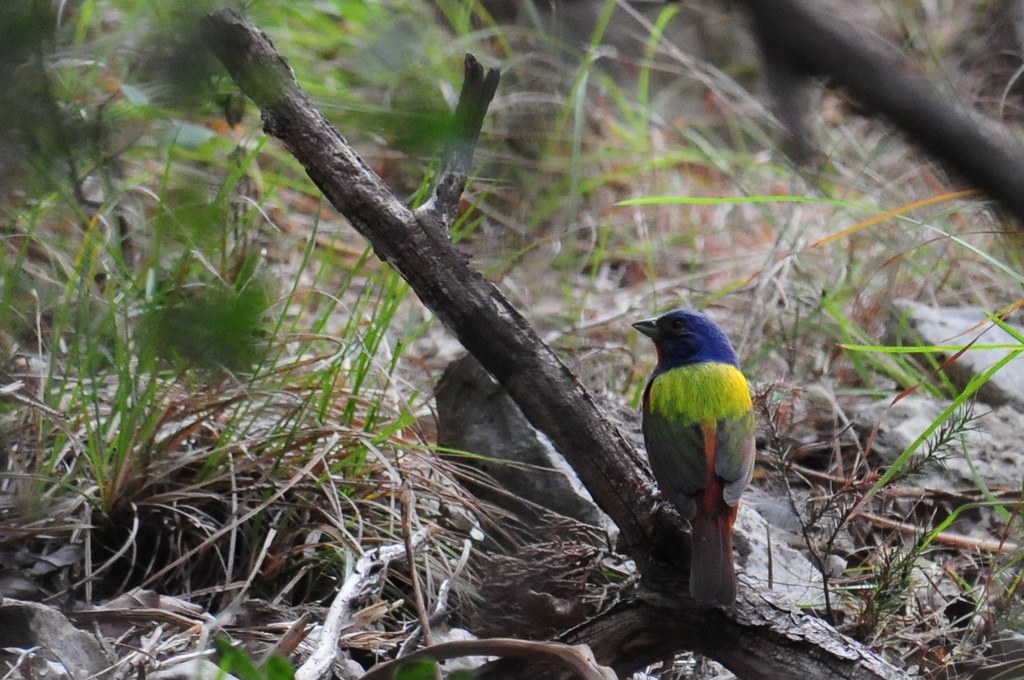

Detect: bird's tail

[690,511,736,606]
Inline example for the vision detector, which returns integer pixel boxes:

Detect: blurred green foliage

[140,279,268,371]
[215,638,295,680]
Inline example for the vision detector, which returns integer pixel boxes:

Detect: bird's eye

[669,318,686,332]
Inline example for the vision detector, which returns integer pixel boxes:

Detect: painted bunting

[633,309,755,605]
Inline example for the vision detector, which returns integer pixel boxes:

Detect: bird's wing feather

[641,385,704,520]
[715,412,756,507]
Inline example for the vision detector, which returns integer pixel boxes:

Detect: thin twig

[432,538,472,623]
[361,638,617,680]
[397,538,474,658]
[860,512,1020,553]
[401,486,434,649]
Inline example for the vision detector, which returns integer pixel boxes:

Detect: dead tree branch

[202,9,905,679]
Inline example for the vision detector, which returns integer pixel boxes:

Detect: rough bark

[481,573,902,680]
[201,9,905,679]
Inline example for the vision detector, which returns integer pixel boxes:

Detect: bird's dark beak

[632,317,659,339]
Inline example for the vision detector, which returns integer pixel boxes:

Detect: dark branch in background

[745,0,1024,223]
[201,9,904,679]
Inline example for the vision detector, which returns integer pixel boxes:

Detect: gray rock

[735,496,826,607]
[892,300,1024,410]
[855,394,1024,492]
[0,599,110,678]
[436,354,612,530]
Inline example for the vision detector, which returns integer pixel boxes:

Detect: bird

[633,309,755,606]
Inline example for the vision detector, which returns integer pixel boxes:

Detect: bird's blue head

[632,309,739,371]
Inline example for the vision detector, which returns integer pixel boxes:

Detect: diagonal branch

[201,9,905,679]
[200,5,666,575]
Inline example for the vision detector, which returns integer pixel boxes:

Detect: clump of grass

[4,181,476,604]
[0,3,488,666]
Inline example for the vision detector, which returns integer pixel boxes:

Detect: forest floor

[1,1,1023,678]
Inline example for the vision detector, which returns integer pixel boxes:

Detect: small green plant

[215,638,294,680]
